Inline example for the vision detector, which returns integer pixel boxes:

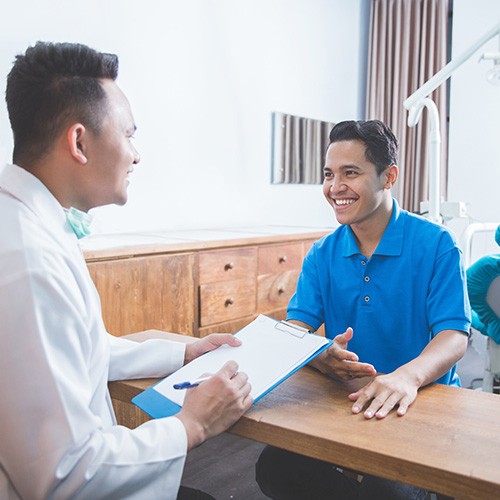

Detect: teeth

[335,199,355,205]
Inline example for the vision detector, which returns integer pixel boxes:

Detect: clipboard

[132,314,332,418]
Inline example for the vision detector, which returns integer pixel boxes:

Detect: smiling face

[322,139,396,231]
[80,79,140,210]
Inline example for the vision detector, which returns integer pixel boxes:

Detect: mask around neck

[64,207,93,239]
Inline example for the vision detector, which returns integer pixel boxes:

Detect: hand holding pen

[175,360,253,449]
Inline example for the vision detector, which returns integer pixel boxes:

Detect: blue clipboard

[132,315,332,418]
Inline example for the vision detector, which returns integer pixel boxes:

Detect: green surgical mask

[64,207,93,239]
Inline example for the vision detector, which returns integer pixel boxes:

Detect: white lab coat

[0,164,189,499]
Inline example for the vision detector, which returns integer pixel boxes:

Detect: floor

[180,333,489,499]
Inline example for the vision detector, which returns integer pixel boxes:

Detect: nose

[132,145,140,164]
[328,176,345,194]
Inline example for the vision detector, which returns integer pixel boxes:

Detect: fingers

[333,327,354,349]
[207,334,242,348]
[342,361,376,379]
[328,343,359,363]
[185,334,241,364]
[216,362,252,403]
[218,359,239,377]
[349,377,417,419]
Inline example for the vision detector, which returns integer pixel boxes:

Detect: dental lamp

[403,21,500,224]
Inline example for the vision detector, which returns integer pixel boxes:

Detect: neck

[351,196,393,259]
[17,157,82,210]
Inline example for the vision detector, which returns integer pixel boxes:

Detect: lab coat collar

[0,164,75,241]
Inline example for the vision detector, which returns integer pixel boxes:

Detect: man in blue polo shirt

[256,120,470,500]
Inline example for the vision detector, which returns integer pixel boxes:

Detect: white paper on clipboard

[132,314,332,418]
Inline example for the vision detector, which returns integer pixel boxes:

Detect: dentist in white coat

[0,41,252,500]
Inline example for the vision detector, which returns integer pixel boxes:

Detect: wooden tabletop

[109,330,500,500]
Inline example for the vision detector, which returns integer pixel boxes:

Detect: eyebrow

[339,164,361,171]
[323,164,362,172]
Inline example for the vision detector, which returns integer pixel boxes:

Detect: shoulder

[401,210,458,249]
[305,226,349,262]
[310,225,347,249]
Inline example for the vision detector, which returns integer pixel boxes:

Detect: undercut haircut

[6,41,119,165]
[328,120,399,175]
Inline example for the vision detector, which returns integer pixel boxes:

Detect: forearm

[108,334,186,380]
[395,329,468,388]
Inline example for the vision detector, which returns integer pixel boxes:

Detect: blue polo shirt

[288,199,471,386]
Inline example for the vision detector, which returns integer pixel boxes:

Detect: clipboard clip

[275,320,311,338]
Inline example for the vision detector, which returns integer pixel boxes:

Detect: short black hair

[328,120,399,175]
[6,41,119,164]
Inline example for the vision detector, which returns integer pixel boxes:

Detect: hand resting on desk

[308,326,419,420]
[309,326,467,421]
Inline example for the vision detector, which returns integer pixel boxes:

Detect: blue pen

[173,376,211,390]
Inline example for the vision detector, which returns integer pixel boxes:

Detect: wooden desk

[109,331,500,500]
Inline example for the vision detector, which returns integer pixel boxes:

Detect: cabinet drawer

[198,314,256,337]
[200,279,256,326]
[199,248,257,284]
[258,243,303,275]
[257,270,300,312]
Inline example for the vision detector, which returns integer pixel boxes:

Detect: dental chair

[466,225,500,393]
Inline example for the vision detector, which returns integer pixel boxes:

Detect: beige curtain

[272,112,335,184]
[366,0,449,213]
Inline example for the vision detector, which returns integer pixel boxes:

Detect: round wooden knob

[224,262,234,271]
[279,256,287,264]
[224,298,234,307]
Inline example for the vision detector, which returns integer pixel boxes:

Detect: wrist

[176,410,207,450]
[394,364,424,388]
[309,352,328,374]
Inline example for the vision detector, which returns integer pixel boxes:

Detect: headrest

[467,255,500,344]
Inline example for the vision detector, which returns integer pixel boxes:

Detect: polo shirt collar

[342,198,404,257]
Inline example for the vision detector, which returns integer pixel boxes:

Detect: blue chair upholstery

[466,224,500,392]
[467,254,500,343]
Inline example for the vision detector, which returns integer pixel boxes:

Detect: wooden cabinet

[87,253,196,336]
[84,227,329,337]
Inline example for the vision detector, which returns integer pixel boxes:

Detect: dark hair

[6,41,119,164]
[328,120,399,175]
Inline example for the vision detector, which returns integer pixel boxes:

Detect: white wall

[0,0,367,234]
[1,0,498,247]
[447,0,500,259]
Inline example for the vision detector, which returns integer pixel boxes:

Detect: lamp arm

[404,21,500,111]
[408,98,441,223]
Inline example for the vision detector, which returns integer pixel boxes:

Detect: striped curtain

[366,0,449,213]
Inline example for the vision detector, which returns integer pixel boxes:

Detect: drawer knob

[279,256,287,264]
[278,287,285,295]
[224,262,234,271]
[224,298,234,307]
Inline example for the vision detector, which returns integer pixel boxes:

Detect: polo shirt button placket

[360,258,371,303]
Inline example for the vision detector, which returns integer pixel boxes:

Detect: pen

[173,376,211,390]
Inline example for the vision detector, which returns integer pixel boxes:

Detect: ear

[384,165,399,189]
[67,124,88,164]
